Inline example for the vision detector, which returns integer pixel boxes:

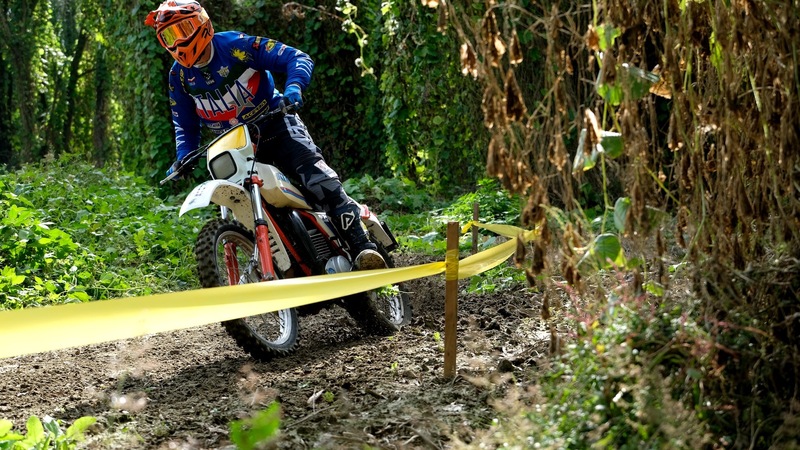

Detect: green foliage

[343,173,438,215]
[0,156,200,309]
[0,183,92,307]
[442,179,521,226]
[596,64,660,106]
[355,177,521,257]
[400,231,449,256]
[0,0,50,162]
[569,109,640,276]
[464,263,528,295]
[613,197,631,233]
[542,300,709,448]
[0,415,96,450]
[107,0,176,179]
[376,1,487,191]
[470,290,711,449]
[577,233,627,273]
[229,402,281,450]
[0,0,125,167]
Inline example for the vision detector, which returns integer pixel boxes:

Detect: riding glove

[284,84,303,107]
[166,160,182,177]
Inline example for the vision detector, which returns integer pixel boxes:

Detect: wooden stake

[444,221,459,378]
[472,202,479,255]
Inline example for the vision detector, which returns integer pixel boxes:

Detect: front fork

[219,206,241,285]
[249,176,276,281]
[218,176,276,284]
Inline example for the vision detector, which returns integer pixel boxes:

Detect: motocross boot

[334,206,387,271]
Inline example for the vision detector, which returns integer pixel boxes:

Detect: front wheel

[195,218,299,360]
[342,242,412,336]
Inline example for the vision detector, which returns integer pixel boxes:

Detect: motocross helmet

[145,0,214,68]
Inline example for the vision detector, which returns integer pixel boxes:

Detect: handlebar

[159,102,300,185]
[252,100,299,124]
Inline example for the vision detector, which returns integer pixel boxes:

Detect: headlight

[209,152,237,180]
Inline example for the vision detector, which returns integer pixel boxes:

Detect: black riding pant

[252,113,358,222]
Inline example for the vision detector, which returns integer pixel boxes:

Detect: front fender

[179,180,293,273]
[179,180,255,230]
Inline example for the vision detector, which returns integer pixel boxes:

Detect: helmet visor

[159,9,209,47]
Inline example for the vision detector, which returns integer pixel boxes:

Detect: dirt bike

[160,103,412,361]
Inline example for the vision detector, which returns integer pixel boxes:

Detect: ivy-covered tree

[1,0,490,192]
[376,1,487,191]
[0,51,14,167]
[45,0,91,158]
[104,0,175,177]
[92,41,111,168]
[0,0,44,164]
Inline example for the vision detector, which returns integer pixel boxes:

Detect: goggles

[159,9,209,48]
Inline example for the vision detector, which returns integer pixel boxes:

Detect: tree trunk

[92,43,110,168]
[8,53,37,163]
[0,52,15,167]
[0,0,41,164]
[58,31,89,157]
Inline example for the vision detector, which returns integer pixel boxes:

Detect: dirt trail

[0,255,546,449]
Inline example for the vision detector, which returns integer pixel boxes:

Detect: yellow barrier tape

[460,223,538,278]
[459,237,516,278]
[0,223,534,360]
[445,249,459,281]
[469,221,535,240]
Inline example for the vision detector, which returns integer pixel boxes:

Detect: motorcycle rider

[145,0,386,271]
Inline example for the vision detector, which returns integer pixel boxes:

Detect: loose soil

[0,253,548,449]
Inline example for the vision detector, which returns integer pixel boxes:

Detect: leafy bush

[342,173,438,215]
[346,176,523,257]
[441,178,521,226]
[460,285,711,449]
[0,182,93,307]
[464,263,529,295]
[229,402,281,450]
[0,415,96,450]
[0,157,202,309]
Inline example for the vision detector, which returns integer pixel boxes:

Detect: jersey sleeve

[168,66,201,160]
[236,34,314,89]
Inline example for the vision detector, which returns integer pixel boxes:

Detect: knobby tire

[195,218,299,361]
[342,241,413,336]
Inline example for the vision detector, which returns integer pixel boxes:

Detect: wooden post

[444,222,459,378]
[472,202,479,255]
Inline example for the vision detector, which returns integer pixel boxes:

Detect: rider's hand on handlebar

[283,84,303,108]
[166,160,183,178]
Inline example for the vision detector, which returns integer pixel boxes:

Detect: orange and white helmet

[145,0,214,68]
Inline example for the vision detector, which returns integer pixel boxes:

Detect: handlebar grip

[159,171,179,185]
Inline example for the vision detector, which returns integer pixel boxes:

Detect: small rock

[497,359,515,373]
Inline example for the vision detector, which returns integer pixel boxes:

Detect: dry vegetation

[437,0,799,447]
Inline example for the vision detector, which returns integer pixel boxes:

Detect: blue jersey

[168,31,314,159]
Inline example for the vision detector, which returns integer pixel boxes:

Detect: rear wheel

[195,218,299,360]
[342,242,412,336]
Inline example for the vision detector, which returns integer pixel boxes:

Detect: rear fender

[359,204,397,251]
